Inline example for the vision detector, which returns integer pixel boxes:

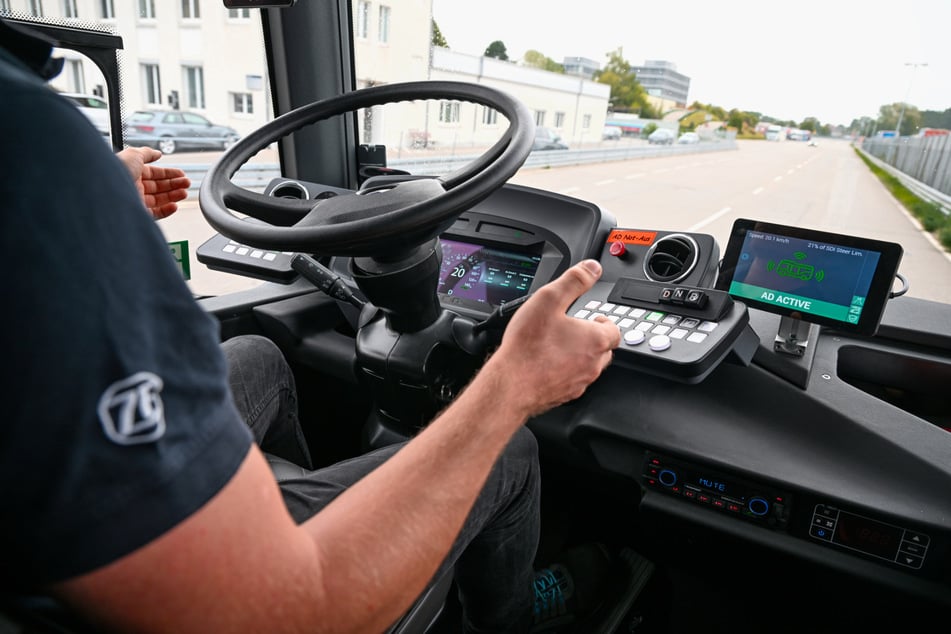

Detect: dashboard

[197,178,951,617]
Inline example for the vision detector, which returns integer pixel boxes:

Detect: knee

[223,334,286,369]
[506,427,539,465]
[500,427,540,483]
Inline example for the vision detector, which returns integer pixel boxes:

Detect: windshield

[3,0,948,303]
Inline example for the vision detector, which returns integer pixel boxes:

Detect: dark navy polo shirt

[0,20,253,588]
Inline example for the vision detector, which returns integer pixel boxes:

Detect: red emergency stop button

[609,241,627,257]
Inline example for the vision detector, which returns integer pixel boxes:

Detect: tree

[484,40,508,61]
[431,19,448,48]
[522,50,564,73]
[594,49,653,117]
[878,102,921,135]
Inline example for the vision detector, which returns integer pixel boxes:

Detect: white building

[4,0,609,151]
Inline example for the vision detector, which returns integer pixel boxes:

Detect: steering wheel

[199,81,535,257]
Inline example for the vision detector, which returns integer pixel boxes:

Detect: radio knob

[748,497,770,516]
[658,469,677,487]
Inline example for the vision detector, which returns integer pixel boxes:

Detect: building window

[66,58,84,93]
[482,106,498,126]
[181,0,199,19]
[62,0,77,18]
[232,92,253,115]
[356,1,369,39]
[183,65,205,109]
[439,101,460,123]
[29,0,43,17]
[138,0,155,19]
[99,0,114,18]
[554,112,565,128]
[142,63,161,105]
[378,5,390,43]
[228,7,250,18]
[582,114,592,129]
[534,110,545,126]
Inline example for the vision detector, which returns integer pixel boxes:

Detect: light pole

[894,62,927,137]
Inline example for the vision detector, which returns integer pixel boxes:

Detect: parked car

[532,126,569,151]
[647,128,675,145]
[602,125,622,140]
[124,110,241,155]
[677,131,700,144]
[60,92,110,137]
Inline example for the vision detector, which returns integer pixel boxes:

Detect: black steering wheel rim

[198,81,535,257]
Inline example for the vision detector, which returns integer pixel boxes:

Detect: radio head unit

[716,219,903,337]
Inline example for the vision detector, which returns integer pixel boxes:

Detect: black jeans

[222,334,541,633]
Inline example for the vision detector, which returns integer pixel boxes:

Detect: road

[159,139,951,303]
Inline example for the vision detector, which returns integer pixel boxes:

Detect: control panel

[643,454,792,529]
[809,504,931,570]
[569,279,751,383]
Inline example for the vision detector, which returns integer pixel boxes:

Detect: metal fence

[860,135,951,213]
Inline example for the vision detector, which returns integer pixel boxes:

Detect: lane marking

[687,207,732,232]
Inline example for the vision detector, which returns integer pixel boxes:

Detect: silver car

[123,110,240,155]
[60,92,110,137]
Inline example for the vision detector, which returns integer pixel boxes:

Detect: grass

[854,147,951,252]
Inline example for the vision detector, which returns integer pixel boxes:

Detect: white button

[613,305,630,315]
[223,244,237,253]
[250,250,264,259]
[662,315,682,325]
[670,328,688,339]
[652,325,671,335]
[584,300,601,310]
[681,318,700,328]
[698,321,718,332]
[618,318,635,328]
[598,303,616,313]
[636,322,653,332]
[606,315,620,323]
[573,309,591,319]
[624,329,645,345]
[236,247,249,256]
[687,332,708,343]
[630,308,646,318]
[649,335,671,351]
[263,253,277,261]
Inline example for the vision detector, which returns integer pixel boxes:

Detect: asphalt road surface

[158,139,951,304]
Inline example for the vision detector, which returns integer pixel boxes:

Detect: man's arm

[51,260,620,634]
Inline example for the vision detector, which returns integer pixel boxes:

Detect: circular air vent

[269,180,310,200]
[643,233,699,283]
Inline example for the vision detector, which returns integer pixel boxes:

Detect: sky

[431,0,949,126]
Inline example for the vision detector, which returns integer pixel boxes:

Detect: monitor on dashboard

[716,218,903,336]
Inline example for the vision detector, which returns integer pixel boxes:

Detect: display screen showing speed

[437,238,541,309]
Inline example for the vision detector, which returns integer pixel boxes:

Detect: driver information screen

[728,230,882,325]
[437,238,541,308]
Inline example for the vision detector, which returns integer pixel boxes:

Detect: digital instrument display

[437,238,542,311]
[716,219,903,335]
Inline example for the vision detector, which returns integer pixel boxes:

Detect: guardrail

[174,139,738,194]
[856,145,951,215]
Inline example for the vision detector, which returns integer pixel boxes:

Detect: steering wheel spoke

[221,180,315,226]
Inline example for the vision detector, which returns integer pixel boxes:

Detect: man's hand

[488,259,621,418]
[117,147,191,220]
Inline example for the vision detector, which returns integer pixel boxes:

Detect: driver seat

[267,455,454,634]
